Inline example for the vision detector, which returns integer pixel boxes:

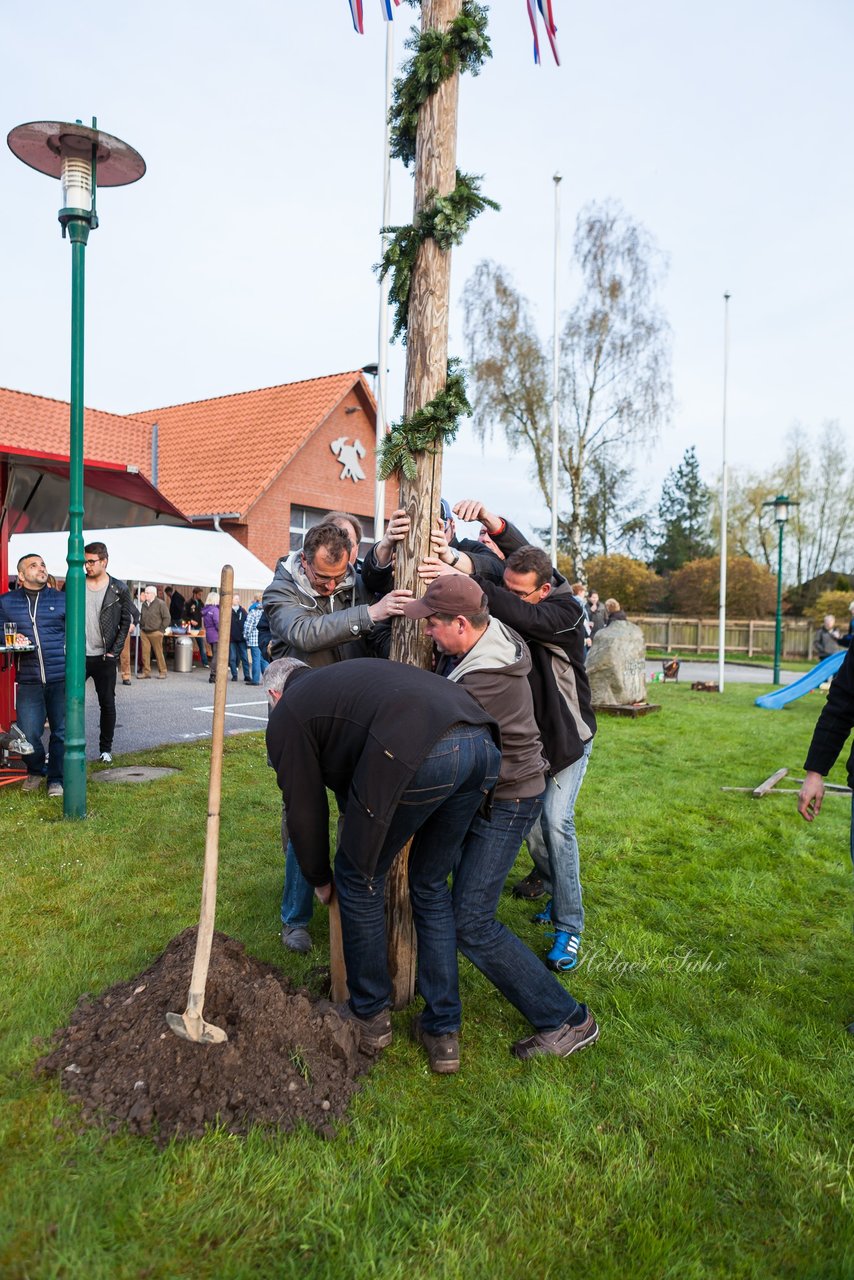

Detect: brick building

[1,371,394,570]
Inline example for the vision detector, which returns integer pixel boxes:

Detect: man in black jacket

[84,541,133,764]
[264,657,500,1067]
[799,644,854,1031]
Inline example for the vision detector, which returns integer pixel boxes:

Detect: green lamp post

[7,119,145,819]
[763,493,798,686]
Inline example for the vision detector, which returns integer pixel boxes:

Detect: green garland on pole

[379,170,499,341]
[378,359,471,481]
[377,2,494,479]
[390,2,491,169]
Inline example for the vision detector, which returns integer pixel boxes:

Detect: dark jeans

[85,655,117,753]
[453,795,581,1032]
[334,725,500,1033]
[229,641,250,680]
[16,680,65,783]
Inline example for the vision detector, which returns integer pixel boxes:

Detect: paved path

[84,665,268,761]
[645,660,798,686]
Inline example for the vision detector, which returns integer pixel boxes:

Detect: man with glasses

[83,542,133,764]
[262,522,413,954]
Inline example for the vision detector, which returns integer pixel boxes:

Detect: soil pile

[37,928,374,1142]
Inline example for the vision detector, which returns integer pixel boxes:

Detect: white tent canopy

[9,526,275,592]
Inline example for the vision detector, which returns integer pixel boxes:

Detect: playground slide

[754,650,846,710]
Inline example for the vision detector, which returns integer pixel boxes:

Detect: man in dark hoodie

[439,501,597,973]
[401,575,599,1065]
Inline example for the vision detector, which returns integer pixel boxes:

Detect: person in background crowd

[83,541,132,763]
[120,594,141,685]
[138,586,170,678]
[0,553,66,797]
[814,615,842,661]
[229,598,251,682]
[201,591,220,683]
[605,598,628,624]
[165,586,185,628]
[243,594,266,685]
[183,587,209,668]
[587,590,607,641]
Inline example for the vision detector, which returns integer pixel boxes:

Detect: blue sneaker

[546,931,580,972]
[531,899,552,925]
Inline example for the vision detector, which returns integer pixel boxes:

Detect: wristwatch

[446,547,460,567]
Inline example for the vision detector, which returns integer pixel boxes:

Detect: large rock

[587,620,647,706]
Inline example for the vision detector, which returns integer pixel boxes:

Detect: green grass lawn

[2,683,854,1279]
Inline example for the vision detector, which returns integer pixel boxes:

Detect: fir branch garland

[378,359,472,481]
[390,2,491,169]
[378,171,499,341]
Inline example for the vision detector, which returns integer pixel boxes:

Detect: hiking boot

[280,924,312,954]
[512,869,546,900]
[512,1008,599,1060]
[22,774,44,792]
[411,1015,460,1074]
[532,898,553,924]
[47,781,63,798]
[546,930,581,972]
[98,752,113,764]
[335,1004,393,1052]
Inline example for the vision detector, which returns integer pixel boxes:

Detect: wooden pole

[386,0,462,1008]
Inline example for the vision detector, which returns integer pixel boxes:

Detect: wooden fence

[628,616,813,660]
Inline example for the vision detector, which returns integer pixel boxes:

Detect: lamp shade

[7,121,145,188]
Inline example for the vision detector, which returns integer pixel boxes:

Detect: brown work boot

[511,868,546,900]
[334,1003,392,1052]
[411,1014,460,1074]
[512,1008,599,1060]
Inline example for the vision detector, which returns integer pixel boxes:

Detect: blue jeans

[526,740,592,935]
[247,645,267,685]
[229,641,250,680]
[453,794,581,1032]
[16,680,65,783]
[334,725,500,1032]
[281,824,315,929]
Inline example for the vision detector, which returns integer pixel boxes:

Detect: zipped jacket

[804,644,854,785]
[0,586,66,684]
[94,574,133,657]
[262,551,375,667]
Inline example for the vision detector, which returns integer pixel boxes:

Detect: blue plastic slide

[755,650,846,709]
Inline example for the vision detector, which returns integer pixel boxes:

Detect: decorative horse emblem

[330,436,367,483]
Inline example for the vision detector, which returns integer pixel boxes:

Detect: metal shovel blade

[165,1008,228,1044]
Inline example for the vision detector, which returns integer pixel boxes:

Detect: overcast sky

[3,1,852,542]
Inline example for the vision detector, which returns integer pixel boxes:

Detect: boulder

[587,620,647,706]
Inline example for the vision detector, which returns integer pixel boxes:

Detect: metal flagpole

[717,292,731,692]
[375,18,394,541]
[550,173,562,566]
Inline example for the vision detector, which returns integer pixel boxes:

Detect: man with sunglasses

[263,521,414,954]
[83,542,133,764]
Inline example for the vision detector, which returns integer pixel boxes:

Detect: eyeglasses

[303,555,348,588]
[83,557,105,566]
[505,585,541,601]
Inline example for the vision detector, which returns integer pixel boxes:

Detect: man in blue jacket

[0,552,66,796]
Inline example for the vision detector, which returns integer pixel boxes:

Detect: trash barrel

[173,635,194,674]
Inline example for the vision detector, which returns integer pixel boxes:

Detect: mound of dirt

[36,928,375,1143]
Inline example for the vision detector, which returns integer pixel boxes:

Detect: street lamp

[762,493,798,685]
[7,119,145,819]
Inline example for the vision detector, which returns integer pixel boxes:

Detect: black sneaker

[411,1014,460,1074]
[334,1003,392,1052]
[512,869,546,900]
[512,1009,599,1060]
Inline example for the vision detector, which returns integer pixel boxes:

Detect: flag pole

[717,292,731,692]
[550,172,562,566]
[375,16,394,541]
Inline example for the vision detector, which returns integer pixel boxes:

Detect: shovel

[166,564,234,1044]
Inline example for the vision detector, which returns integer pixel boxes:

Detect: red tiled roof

[137,372,371,518]
[0,385,153,468]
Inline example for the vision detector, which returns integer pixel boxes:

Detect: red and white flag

[348,0,364,33]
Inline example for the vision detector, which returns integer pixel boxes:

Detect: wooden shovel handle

[185,564,233,1007]
[328,886,349,1004]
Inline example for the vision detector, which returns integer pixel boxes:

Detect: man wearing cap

[401,576,599,1061]
[263,656,501,1072]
